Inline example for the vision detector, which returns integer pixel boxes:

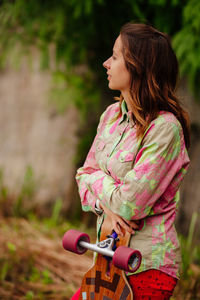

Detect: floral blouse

[75,100,190,279]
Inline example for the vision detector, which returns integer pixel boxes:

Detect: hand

[99,202,139,237]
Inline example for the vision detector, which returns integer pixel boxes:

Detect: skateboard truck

[76,231,118,258]
[62,229,142,273]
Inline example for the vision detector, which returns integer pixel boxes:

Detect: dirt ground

[0,217,200,300]
[0,217,93,299]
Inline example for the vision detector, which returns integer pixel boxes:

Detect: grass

[172,212,200,299]
[0,216,94,300]
[0,168,94,299]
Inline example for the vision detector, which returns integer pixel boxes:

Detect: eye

[112,55,117,60]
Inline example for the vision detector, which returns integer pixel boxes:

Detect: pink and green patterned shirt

[75,100,190,279]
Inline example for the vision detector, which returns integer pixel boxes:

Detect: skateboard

[62,216,143,300]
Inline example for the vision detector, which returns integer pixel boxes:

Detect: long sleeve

[85,121,190,220]
[75,101,191,279]
[75,110,106,212]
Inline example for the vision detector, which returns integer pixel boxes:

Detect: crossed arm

[76,120,188,235]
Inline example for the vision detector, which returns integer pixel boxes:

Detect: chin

[108,82,117,90]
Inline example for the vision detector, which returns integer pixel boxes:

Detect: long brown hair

[115,23,190,149]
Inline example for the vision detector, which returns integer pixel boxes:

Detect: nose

[103,57,111,69]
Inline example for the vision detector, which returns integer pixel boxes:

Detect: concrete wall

[0,57,78,210]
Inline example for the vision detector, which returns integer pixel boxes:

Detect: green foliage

[0,0,193,171]
[179,212,200,278]
[49,69,101,119]
[41,269,53,284]
[51,198,63,226]
[173,0,200,97]
[25,291,35,300]
[7,242,17,253]
[29,267,41,282]
[0,168,8,202]
[14,165,40,217]
[42,197,64,229]
[0,0,186,100]
[0,165,41,218]
[28,267,53,284]
[0,261,9,281]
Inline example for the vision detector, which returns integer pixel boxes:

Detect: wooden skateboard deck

[79,216,133,300]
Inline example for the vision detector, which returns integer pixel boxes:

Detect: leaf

[25,291,35,300]
[7,242,16,252]
[0,261,10,281]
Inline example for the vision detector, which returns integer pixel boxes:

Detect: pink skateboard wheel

[113,246,142,272]
[62,229,90,254]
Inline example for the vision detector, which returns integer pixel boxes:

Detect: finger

[118,219,134,234]
[123,219,140,230]
[114,222,124,237]
[128,221,140,230]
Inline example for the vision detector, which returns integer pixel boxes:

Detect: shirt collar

[118,100,135,128]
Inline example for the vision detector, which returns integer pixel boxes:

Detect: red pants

[70,269,177,300]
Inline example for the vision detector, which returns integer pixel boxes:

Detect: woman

[73,23,190,299]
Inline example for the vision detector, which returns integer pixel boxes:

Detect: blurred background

[0,0,199,299]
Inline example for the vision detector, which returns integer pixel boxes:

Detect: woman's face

[103,35,130,93]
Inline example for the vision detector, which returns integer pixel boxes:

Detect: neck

[121,90,131,111]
